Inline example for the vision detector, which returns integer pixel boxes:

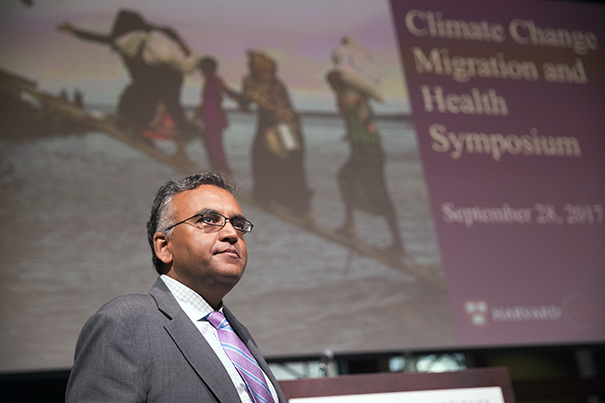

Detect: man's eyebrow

[196,208,247,220]
[195,208,216,216]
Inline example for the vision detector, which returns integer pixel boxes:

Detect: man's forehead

[174,185,242,214]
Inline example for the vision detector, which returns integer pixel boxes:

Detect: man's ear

[153,232,173,265]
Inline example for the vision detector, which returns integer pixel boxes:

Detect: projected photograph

[0,0,452,373]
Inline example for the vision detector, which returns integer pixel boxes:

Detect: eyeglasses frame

[163,211,254,234]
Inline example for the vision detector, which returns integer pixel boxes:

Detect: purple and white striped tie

[207,311,275,403]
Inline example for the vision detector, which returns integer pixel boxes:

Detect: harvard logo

[465,300,488,327]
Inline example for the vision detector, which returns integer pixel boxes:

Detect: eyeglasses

[164,211,254,234]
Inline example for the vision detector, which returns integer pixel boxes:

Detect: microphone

[318,348,334,377]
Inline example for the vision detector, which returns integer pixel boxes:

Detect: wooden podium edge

[278,367,515,402]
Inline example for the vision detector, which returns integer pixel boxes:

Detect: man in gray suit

[66,172,286,402]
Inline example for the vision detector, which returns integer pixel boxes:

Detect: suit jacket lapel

[149,279,242,403]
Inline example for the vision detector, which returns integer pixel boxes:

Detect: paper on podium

[290,386,505,403]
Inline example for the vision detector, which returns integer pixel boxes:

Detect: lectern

[279,367,515,402]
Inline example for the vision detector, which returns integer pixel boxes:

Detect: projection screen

[0,0,603,373]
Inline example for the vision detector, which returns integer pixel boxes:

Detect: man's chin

[214,265,245,284]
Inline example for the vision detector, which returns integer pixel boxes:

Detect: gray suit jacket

[66,278,286,402]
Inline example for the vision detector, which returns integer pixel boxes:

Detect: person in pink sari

[197,57,244,176]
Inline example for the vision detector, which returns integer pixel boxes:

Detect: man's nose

[219,220,239,240]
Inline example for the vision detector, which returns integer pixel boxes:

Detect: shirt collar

[160,275,220,321]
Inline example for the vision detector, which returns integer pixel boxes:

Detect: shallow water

[0,111,455,372]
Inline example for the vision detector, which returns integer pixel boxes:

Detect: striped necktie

[207,311,275,403]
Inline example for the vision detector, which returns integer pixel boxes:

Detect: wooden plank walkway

[0,67,446,289]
